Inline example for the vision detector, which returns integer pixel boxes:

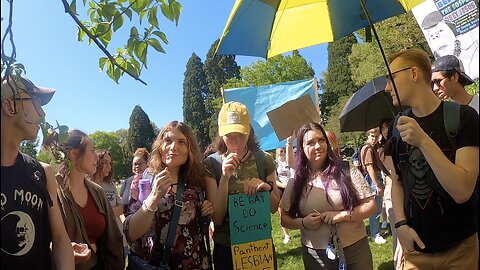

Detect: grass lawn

[271,212,394,269]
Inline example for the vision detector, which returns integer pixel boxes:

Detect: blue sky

[1,1,328,135]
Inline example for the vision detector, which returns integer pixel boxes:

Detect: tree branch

[61,0,147,85]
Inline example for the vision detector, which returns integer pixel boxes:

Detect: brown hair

[388,48,432,86]
[56,129,90,189]
[93,149,113,183]
[148,121,204,187]
[133,147,149,162]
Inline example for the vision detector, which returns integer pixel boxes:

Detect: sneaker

[373,234,387,244]
[381,220,388,230]
[283,235,290,244]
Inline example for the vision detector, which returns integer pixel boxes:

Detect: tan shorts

[401,233,479,270]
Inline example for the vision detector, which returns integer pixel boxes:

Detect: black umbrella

[339,76,398,132]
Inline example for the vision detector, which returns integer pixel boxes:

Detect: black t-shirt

[390,102,479,253]
[1,153,52,269]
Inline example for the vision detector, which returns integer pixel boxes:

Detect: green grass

[271,213,394,269]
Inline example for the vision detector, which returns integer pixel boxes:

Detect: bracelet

[142,201,158,212]
[301,217,306,229]
[266,181,274,193]
[394,219,408,229]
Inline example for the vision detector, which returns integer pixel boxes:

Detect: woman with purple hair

[280,122,376,270]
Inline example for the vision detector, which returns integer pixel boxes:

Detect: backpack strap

[21,153,53,207]
[208,152,223,184]
[254,150,266,181]
[392,108,412,166]
[443,101,461,154]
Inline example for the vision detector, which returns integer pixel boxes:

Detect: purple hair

[288,122,360,218]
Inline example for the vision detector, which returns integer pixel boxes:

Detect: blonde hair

[388,48,432,86]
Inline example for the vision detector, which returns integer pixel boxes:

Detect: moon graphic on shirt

[1,211,35,256]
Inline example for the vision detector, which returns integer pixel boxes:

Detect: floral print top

[124,184,211,270]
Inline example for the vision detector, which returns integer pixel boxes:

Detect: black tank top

[1,153,52,269]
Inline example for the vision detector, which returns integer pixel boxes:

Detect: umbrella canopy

[339,76,398,132]
[217,0,425,59]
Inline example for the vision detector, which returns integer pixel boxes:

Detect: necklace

[238,149,250,163]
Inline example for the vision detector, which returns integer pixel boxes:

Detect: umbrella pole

[359,0,404,112]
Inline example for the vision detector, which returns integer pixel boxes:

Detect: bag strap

[443,101,460,154]
[208,152,223,184]
[194,189,212,266]
[161,173,185,266]
[21,153,53,207]
[254,150,266,181]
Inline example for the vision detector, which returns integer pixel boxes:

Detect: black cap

[432,55,474,85]
[1,76,56,105]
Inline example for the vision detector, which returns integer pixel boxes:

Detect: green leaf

[106,61,115,80]
[77,27,86,41]
[160,3,174,21]
[171,2,182,26]
[131,0,148,14]
[130,26,139,38]
[152,30,168,44]
[112,14,124,32]
[124,8,133,21]
[147,6,159,29]
[99,57,108,70]
[113,67,121,83]
[147,38,165,53]
[70,0,78,15]
[57,125,69,144]
[134,42,147,64]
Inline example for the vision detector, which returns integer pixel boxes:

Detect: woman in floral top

[124,121,217,269]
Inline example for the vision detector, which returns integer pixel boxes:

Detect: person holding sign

[203,101,280,269]
[124,121,216,269]
[280,122,377,270]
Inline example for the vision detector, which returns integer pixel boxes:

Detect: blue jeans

[365,172,384,238]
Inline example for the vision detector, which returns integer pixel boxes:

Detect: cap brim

[459,72,475,85]
[218,124,250,136]
[34,87,56,106]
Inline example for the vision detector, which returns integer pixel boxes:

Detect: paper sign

[231,239,275,270]
[228,191,271,245]
[267,94,321,141]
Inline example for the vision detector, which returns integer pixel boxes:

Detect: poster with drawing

[412,0,479,79]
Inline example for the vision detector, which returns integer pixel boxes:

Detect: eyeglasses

[385,67,413,83]
[431,77,446,87]
[14,96,43,116]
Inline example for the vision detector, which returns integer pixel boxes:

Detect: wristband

[394,219,408,229]
[143,201,158,212]
[301,217,306,229]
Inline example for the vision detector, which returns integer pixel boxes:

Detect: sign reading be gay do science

[228,191,274,270]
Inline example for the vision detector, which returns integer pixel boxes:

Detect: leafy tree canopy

[1,0,182,84]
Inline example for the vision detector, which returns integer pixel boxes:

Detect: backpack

[207,150,266,183]
[391,101,460,164]
[391,101,461,201]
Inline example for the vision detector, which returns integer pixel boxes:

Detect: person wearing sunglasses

[1,76,75,269]
[385,49,479,269]
[431,55,478,114]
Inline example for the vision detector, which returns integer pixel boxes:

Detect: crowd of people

[1,49,478,270]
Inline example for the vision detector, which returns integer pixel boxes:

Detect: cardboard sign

[267,94,321,141]
[228,191,272,245]
[231,239,275,270]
